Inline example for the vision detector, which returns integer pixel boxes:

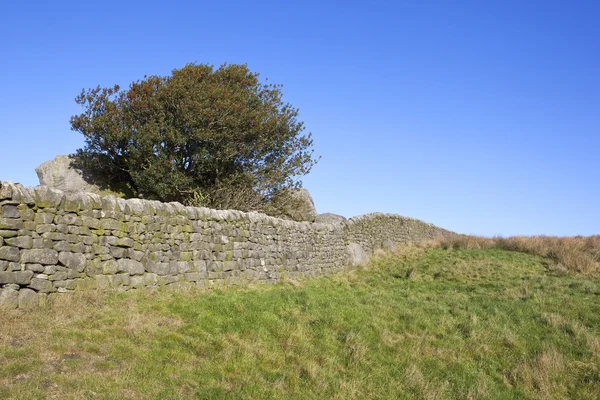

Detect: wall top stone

[0,181,452,234]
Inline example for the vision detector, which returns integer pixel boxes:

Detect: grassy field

[1,242,599,399]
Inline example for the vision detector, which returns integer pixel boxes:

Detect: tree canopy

[70,63,317,211]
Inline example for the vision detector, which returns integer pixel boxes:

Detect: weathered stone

[0,182,15,201]
[346,243,370,267]
[117,259,145,275]
[26,263,45,272]
[35,155,103,194]
[94,275,110,290]
[0,271,33,284]
[0,287,18,309]
[144,273,158,285]
[33,238,54,249]
[43,265,59,275]
[81,216,100,229]
[7,262,22,271]
[18,289,38,309]
[5,236,33,249]
[274,188,317,222]
[315,213,347,224]
[49,271,68,281]
[18,206,35,221]
[130,275,145,288]
[116,237,134,248]
[2,205,21,218]
[53,280,77,290]
[102,260,118,274]
[41,232,65,241]
[381,239,397,252]
[35,213,55,224]
[29,278,54,293]
[0,218,24,230]
[170,261,190,274]
[58,252,86,272]
[110,247,127,258]
[21,249,59,265]
[33,185,64,209]
[57,214,82,226]
[0,230,17,238]
[0,246,20,262]
[184,272,204,282]
[100,219,123,231]
[53,241,71,252]
[147,262,170,276]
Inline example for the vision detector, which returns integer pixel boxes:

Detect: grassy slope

[1,247,599,399]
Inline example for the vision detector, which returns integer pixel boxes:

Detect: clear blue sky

[1,1,598,236]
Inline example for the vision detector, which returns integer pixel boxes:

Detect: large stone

[315,213,347,224]
[33,186,64,209]
[1,205,21,218]
[117,259,145,275]
[0,246,20,262]
[30,277,54,293]
[35,155,102,194]
[0,287,18,309]
[0,218,24,230]
[346,243,370,267]
[21,249,59,265]
[18,289,38,309]
[58,252,87,272]
[275,188,317,222]
[0,270,33,285]
[5,236,33,249]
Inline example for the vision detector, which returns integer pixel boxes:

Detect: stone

[102,260,118,274]
[2,205,21,218]
[0,270,33,285]
[170,261,190,274]
[130,275,145,288]
[58,252,87,272]
[144,273,158,286]
[0,246,20,262]
[382,239,397,252]
[21,249,59,265]
[26,264,45,273]
[346,243,370,267]
[0,230,17,238]
[147,262,170,276]
[0,218,24,230]
[35,155,102,194]
[275,188,317,222]
[5,236,33,249]
[29,278,54,293]
[18,289,38,309]
[34,212,55,224]
[117,259,145,275]
[184,272,204,282]
[315,213,347,224]
[0,287,19,309]
[33,186,64,209]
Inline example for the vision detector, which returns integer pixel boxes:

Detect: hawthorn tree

[70,63,317,211]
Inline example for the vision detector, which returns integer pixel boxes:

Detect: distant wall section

[0,182,451,309]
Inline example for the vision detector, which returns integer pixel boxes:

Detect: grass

[1,242,599,399]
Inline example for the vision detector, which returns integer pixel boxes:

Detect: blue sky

[1,1,598,236]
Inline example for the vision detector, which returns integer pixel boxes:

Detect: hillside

[1,242,599,399]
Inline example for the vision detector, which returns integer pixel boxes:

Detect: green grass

[1,247,599,399]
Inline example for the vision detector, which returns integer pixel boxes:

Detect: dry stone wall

[0,181,451,309]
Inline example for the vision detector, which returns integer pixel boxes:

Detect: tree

[70,63,318,211]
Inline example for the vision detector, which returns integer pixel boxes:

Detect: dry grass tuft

[420,234,600,276]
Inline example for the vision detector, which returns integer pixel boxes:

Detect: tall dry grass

[421,235,600,276]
